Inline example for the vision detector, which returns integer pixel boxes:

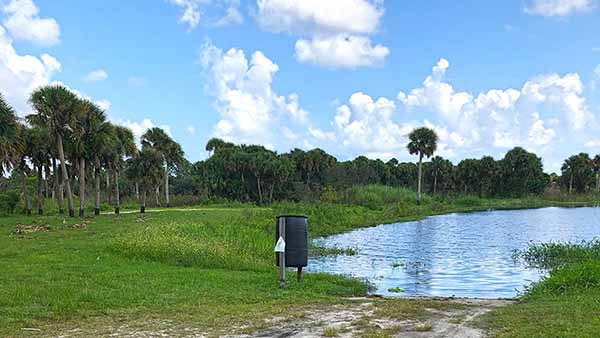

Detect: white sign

[274,237,286,253]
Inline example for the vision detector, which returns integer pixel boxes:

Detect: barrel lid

[276,215,308,219]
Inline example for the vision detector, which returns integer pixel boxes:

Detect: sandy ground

[226,298,513,338]
[40,297,512,338]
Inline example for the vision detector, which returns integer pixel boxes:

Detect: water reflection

[308,207,600,298]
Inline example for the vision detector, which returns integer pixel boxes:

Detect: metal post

[278,217,286,288]
[297,267,303,283]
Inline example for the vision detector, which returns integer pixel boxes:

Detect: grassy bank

[1,186,600,336]
[482,241,600,338]
[0,208,368,337]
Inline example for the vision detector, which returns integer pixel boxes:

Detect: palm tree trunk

[94,157,101,215]
[569,173,573,194]
[79,157,86,217]
[165,166,170,207]
[22,169,31,215]
[135,182,139,200]
[140,189,147,213]
[257,176,263,204]
[417,153,423,204]
[37,165,44,215]
[155,186,160,206]
[106,166,111,204]
[52,158,63,214]
[433,171,438,195]
[44,165,50,199]
[57,136,75,217]
[114,169,120,215]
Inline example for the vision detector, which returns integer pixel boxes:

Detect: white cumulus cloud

[295,34,389,69]
[2,0,60,46]
[256,0,388,69]
[0,25,61,115]
[200,41,314,146]
[333,92,412,154]
[525,0,593,17]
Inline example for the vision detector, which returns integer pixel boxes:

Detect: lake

[307,207,600,299]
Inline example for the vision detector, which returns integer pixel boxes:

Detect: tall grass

[344,185,421,209]
[515,240,600,296]
[115,209,274,271]
[518,240,600,270]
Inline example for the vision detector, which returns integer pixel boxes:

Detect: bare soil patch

[34,297,513,338]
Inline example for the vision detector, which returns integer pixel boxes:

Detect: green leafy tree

[407,127,438,203]
[29,85,80,217]
[499,147,546,197]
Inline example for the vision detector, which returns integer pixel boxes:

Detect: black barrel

[275,215,308,268]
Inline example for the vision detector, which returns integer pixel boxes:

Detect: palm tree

[561,156,577,194]
[430,156,444,195]
[407,127,438,203]
[0,93,22,176]
[90,123,116,216]
[141,128,184,207]
[29,85,79,217]
[25,127,51,215]
[77,101,111,216]
[111,126,137,214]
[126,148,163,213]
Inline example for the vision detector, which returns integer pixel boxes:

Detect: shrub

[454,195,483,207]
[320,185,339,203]
[0,191,20,215]
[518,240,600,270]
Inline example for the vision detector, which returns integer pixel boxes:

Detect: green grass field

[2,187,600,337]
[0,207,369,337]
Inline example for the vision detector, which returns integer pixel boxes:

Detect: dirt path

[43,297,512,338]
[226,298,513,338]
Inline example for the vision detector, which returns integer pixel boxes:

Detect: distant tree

[126,148,163,213]
[561,153,594,194]
[141,127,184,207]
[427,156,453,195]
[479,156,498,197]
[457,159,480,195]
[407,127,438,203]
[499,147,546,197]
[205,137,233,155]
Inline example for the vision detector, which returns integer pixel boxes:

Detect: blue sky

[1,0,599,173]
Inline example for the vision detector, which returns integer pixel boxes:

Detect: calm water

[307,207,600,298]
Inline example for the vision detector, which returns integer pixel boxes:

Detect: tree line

[2,86,600,216]
[0,85,183,216]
